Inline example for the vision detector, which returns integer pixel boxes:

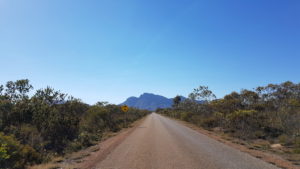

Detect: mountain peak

[140,92,153,96]
[121,93,176,111]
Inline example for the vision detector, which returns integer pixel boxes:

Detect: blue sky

[0,0,299,104]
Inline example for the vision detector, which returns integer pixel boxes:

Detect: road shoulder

[162,115,299,169]
[30,115,148,169]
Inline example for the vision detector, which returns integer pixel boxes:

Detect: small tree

[188,86,216,102]
[95,101,109,107]
[5,79,33,103]
[172,95,181,108]
[0,85,3,96]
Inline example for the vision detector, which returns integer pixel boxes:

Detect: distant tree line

[158,81,300,154]
[0,79,149,169]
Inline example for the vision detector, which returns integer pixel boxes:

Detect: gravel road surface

[95,113,279,169]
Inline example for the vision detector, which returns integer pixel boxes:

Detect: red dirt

[77,116,147,169]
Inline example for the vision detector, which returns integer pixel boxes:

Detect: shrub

[293,148,300,154]
[0,143,10,163]
[18,124,44,152]
[201,116,219,128]
[180,111,192,121]
[0,79,150,168]
[0,132,41,169]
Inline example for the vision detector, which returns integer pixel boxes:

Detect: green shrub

[18,124,44,152]
[278,134,291,145]
[201,116,219,128]
[0,132,41,169]
[0,143,10,162]
[80,106,107,134]
[0,79,150,168]
[180,112,192,121]
[293,148,300,154]
[254,130,265,139]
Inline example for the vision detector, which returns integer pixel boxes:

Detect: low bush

[0,79,150,168]
[158,82,300,151]
[0,132,42,169]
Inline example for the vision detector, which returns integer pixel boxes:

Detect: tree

[95,101,109,107]
[0,85,3,96]
[172,95,181,108]
[240,89,259,109]
[0,80,33,127]
[188,86,216,102]
[33,86,66,105]
[5,79,33,103]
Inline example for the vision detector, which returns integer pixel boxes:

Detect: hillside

[121,93,178,111]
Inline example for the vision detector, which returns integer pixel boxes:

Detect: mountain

[121,93,182,111]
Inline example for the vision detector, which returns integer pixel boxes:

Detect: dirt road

[94,113,279,169]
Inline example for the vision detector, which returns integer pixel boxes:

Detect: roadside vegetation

[0,79,149,169]
[157,81,300,165]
